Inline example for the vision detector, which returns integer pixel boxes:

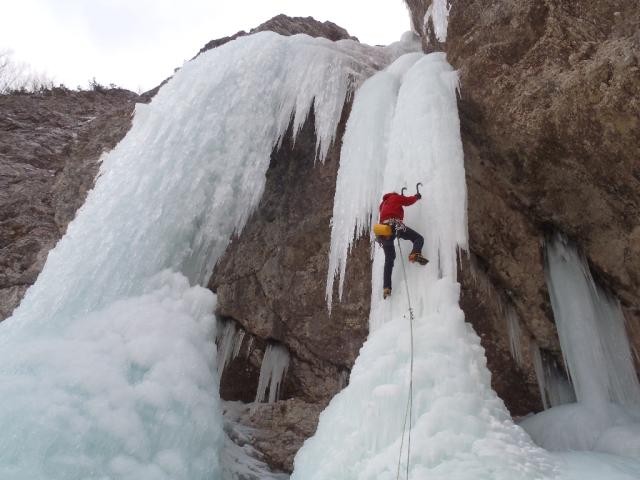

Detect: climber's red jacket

[379,193,418,223]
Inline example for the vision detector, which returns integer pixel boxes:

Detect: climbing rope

[395,237,415,480]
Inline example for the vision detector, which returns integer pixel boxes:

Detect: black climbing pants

[381,226,424,290]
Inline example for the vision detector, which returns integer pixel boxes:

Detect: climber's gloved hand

[415,193,422,200]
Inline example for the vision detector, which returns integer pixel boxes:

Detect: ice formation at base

[0,31,420,479]
[520,236,640,458]
[221,402,289,480]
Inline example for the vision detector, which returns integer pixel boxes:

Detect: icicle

[216,318,247,378]
[506,307,523,367]
[532,342,576,410]
[593,290,640,406]
[532,342,549,410]
[255,343,290,404]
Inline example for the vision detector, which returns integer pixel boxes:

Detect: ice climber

[375,190,428,299]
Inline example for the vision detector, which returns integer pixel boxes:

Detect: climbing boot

[383,288,392,299]
[409,252,428,265]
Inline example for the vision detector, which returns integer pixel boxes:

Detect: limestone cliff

[0,88,139,319]
[2,6,638,474]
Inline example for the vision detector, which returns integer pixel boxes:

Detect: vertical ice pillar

[545,235,640,407]
[294,52,554,480]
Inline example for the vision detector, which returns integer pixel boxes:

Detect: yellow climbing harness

[373,223,393,238]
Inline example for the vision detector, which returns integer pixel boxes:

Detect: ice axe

[401,183,422,197]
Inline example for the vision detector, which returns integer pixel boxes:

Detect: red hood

[382,192,397,200]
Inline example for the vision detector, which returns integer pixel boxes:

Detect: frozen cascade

[296,52,640,479]
[0,31,420,480]
[520,236,640,458]
[255,343,290,404]
[295,52,554,480]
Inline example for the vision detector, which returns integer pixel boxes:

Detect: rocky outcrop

[0,87,139,319]
[198,14,355,56]
[210,110,371,467]
[404,0,640,387]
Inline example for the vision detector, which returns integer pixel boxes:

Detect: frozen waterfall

[294,52,640,480]
[295,52,554,480]
[0,31,420,480]
[520,235,640,459]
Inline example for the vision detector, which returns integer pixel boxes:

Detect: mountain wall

[1,4,638,474]
[0,88,139,319]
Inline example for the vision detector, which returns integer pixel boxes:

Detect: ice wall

[295,52,555,480]
[0,31,418,479]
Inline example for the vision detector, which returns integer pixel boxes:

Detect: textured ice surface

[553,451,640,480]
[221,401,289,480]
[520,236,640,459]
[0,32,419,479]
[521,402,640,457]
[0,271,220,480]
[297,52,555,480]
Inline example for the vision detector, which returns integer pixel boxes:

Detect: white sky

[1,0,411,92]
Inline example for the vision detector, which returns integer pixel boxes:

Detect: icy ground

[0,31,420,479]
[221,402,289,480]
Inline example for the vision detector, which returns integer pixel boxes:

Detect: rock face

[198,14,356,55]
[404,0,640,391]
[210,111,372,471]
[2,7,638,475]
[0,88,139,319]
